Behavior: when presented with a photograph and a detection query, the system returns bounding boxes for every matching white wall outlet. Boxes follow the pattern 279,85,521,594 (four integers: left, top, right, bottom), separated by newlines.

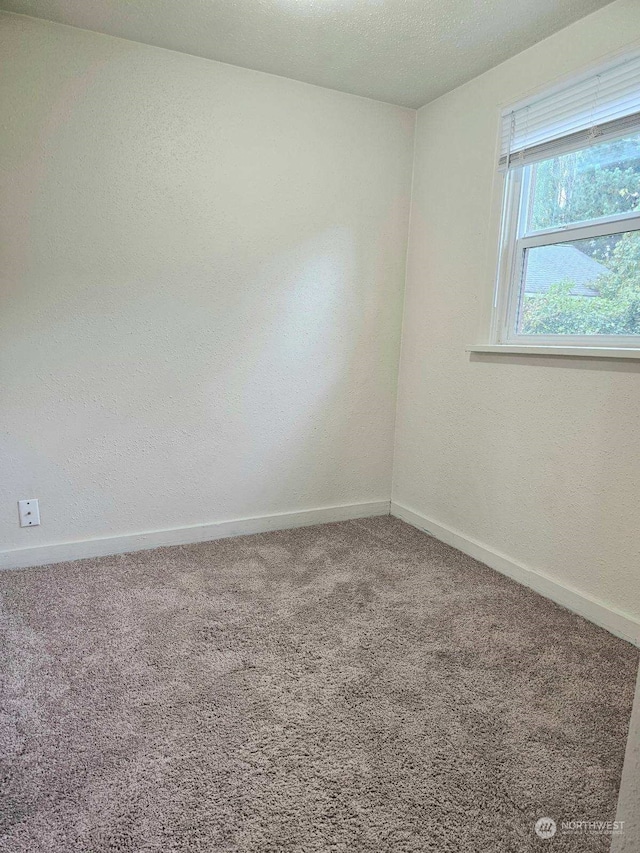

18,499,40,527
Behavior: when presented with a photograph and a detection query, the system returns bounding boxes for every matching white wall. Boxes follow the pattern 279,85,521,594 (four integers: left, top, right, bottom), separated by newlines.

0,13,414,553
394,0,640,627
4,1,640,633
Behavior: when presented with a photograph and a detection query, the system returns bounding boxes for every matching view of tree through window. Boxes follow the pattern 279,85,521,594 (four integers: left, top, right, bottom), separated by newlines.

516,133,640,336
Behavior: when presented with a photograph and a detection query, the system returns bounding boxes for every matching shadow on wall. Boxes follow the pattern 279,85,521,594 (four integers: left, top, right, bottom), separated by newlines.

464,351,640,613
467,353,640,375
216,225,361,509
1,224,392,537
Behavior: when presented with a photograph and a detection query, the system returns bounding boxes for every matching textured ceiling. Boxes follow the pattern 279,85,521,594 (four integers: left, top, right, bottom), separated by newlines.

0,0,614,107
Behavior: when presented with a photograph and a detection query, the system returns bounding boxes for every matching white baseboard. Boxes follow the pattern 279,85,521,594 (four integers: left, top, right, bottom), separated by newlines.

391,501,640,647
0,500,390,571
612,667,640,853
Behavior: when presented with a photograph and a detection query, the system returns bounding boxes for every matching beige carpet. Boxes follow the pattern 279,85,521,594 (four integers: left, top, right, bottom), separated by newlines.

0,516,637,852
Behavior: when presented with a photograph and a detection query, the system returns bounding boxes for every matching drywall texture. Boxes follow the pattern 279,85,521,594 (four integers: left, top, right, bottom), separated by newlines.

0,13,414,552
393,0,640,624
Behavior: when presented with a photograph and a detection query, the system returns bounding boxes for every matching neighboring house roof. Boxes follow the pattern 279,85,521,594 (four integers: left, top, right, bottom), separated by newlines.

524,245,608,297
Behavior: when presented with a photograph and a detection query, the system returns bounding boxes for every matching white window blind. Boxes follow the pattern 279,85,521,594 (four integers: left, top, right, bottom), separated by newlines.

499,51,640,171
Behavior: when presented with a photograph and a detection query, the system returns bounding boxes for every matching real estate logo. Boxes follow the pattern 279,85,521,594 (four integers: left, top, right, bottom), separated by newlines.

535,817,557,839
534,815,625,839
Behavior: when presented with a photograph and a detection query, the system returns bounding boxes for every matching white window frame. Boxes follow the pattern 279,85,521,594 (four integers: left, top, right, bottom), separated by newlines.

492,159,640,350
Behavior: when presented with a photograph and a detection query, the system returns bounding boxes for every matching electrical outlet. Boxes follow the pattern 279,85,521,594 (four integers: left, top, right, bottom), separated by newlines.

18,499,40,527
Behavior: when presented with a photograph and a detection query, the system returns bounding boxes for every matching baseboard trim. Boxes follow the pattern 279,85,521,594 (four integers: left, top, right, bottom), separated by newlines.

612,666,640,853
0,500,391,571
391,501,640,647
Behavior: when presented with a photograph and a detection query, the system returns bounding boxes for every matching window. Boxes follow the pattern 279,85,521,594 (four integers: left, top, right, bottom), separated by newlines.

493,53,640,349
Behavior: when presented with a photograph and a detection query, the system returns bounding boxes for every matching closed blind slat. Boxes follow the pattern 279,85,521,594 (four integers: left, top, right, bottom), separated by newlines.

499,52,640,171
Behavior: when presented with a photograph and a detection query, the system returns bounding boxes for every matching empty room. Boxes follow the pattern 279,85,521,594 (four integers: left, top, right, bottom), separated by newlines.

1,0,640,850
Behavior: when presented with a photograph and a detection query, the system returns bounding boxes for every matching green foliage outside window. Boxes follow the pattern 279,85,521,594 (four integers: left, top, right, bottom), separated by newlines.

519,136,640,336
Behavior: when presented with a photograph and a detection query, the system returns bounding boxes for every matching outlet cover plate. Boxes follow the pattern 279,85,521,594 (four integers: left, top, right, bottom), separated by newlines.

18,499,40,527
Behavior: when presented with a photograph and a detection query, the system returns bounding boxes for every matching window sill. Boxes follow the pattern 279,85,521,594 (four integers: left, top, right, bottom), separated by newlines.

466,344,640,359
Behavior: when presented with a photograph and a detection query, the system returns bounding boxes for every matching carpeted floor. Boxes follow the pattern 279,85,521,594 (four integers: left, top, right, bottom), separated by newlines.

0,516,637,852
